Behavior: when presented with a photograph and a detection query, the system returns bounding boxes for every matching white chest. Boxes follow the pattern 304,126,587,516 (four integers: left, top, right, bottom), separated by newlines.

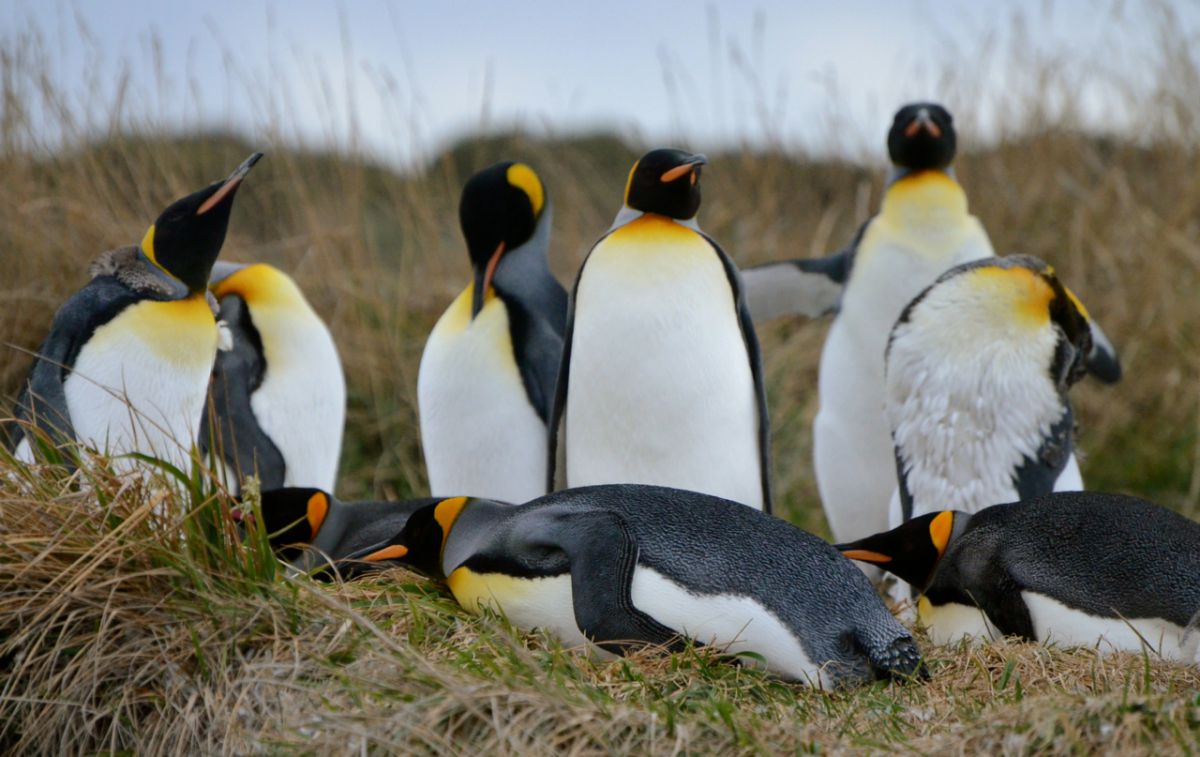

418,287,547,502
564,220,762,508
249,306,346,491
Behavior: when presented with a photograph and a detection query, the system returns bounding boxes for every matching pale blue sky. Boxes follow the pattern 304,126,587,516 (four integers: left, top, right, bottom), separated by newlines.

3,1,1194,167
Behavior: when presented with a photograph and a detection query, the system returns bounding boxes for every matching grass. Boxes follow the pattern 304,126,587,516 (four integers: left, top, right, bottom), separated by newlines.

4,4,1200,753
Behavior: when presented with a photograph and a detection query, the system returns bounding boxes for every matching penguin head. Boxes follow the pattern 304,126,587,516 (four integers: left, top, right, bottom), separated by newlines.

209,261,308,310
140,152,263,294
624,148,707,220
888,103,956,172
836,511,967,591
253,487,334,564
892,255,1094,392
459,161,546,318
352,496,471,578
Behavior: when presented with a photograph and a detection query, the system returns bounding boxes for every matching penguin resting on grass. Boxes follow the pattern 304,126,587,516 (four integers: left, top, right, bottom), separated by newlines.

418,161,567,503
351,483,924,688
8,153,262,475
548,150,772,511
201,262,346,493
838,492,1200,662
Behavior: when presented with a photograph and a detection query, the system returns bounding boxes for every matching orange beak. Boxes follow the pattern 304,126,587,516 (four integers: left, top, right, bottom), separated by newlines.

904,114,942,139
197,152,263,215
482,240,505,298
362,544,409,562
840,549,893,563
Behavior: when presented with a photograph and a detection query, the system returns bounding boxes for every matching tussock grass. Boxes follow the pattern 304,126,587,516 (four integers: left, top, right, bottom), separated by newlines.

3,4,1200,753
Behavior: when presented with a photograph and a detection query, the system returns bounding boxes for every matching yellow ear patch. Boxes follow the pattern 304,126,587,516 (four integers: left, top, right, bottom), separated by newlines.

139,224,172,278
434,496,469,554
306,492,329,539
929,511,954,556
506,163,544,216
623,159,641,204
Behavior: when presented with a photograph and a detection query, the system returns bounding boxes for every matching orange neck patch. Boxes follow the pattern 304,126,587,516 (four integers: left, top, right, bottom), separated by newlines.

434,497,469,556
929,511,954,556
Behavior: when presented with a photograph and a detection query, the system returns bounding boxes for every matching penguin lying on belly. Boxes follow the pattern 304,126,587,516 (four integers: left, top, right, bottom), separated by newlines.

348,483,924,688
838,491,1200,662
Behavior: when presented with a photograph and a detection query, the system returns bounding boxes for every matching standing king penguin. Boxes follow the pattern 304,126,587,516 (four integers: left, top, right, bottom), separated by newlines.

200,262,346,493
884,256,1099,530
9,153,262,475
549,149,772,511
418,161,567,503
353,484,922,687
738,103,1119,540
838,492,1200,661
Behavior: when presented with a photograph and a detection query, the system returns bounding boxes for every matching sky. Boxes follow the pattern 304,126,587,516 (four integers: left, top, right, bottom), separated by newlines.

3,1,1197,169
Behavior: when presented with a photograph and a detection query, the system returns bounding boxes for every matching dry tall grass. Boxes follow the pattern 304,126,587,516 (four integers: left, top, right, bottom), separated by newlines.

3,4,1200,753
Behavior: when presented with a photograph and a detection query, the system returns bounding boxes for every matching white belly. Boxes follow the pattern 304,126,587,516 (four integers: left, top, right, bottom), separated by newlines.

419,288,548,503
918,597,1002,645
565,225,762,509
816,226,993,540
631,567,823,684
1024,592,1200,662
64,298,217,477
250,309,346,491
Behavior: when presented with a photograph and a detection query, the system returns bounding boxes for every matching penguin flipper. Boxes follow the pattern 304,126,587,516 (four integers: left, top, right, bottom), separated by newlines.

200,294,286,490
706,234,774,514
740,222,863,322
545,268,581,493
530,508,681,654
502,292,567,425
10,276,143,455
1012,405,1073,500
1084,319,1121,384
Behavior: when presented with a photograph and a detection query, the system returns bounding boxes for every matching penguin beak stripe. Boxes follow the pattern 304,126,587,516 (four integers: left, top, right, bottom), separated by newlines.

481,241,505,300
904,115,942,139
197,151,263,215
841,549,893,564
659,156,707,183
362,544,408,562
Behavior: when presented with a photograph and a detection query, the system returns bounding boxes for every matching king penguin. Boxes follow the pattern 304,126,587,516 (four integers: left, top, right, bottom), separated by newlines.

9,153,262,475
352,483,923,687
737,103,1119,541
837,492,1200,662
200,262,346,494
252,487,438,579
884,255,1100,531
418,161,567,503
548,149,772,511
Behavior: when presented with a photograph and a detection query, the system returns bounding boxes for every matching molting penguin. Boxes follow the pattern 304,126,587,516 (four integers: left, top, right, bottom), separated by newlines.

884,255,1099,530
738,103,1120,542
200,263,346,493
548,150,772,511
9,153,262,475
418,161,567,503
252,487,437,579
353,483,923,687
837,492,1200,661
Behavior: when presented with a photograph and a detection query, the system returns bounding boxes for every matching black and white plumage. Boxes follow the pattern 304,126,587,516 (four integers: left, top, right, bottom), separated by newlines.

838,493,1200,661
353,484,924,688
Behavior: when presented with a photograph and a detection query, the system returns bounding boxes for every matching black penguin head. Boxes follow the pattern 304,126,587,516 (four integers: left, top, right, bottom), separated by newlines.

624,148,707,220
459,161,546,318
352,496,470,579
253,487,332,564
836,511,962,591
887,103,956,172
140,152,262,294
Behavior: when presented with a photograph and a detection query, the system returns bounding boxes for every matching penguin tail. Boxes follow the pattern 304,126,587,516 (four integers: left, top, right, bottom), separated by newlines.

860,633,927,683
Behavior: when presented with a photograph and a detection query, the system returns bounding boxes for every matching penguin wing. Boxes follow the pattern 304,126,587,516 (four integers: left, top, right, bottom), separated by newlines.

1011,405,1074,500
8,276,144,452
703,233,774,514
739,221,865,322
522,507,682,654
501,284,568,423
1084,319,1121,384
200,294,286,489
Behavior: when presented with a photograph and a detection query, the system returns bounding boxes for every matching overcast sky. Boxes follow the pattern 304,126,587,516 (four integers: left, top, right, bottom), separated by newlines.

3,1,1196,168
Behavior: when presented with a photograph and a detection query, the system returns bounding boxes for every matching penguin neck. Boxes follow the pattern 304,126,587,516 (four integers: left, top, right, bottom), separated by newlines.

880,168,969,229
607,206,701,234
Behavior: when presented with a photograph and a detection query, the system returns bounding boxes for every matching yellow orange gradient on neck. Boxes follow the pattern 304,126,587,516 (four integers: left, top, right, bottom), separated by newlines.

434,497,469,555
929,511,954,556
306,492,329,539
212,263,306,309
506,163,545,217
965,266,1055,327
623,159,641,205
881,170,967,221
1063,285,1092,321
